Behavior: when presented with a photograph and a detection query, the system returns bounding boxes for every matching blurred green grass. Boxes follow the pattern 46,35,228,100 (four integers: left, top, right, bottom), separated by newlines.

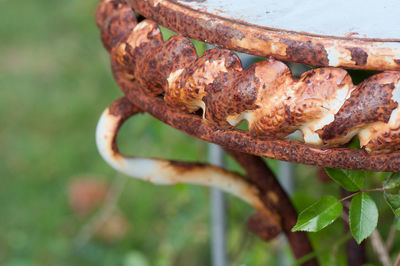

0,1,274,265
1,0,398,265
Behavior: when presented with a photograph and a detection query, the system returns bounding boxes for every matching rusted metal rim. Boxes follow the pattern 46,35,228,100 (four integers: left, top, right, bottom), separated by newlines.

128,0,400,71
116,78,400,172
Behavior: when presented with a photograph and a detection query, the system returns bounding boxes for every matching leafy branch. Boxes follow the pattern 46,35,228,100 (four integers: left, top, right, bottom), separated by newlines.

292,170,400,245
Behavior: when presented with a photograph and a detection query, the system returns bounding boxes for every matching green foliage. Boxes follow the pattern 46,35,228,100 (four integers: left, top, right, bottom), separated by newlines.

384,193,400,216
383,172,400,190
159,26,177,41
191,39,206,57
325,168,365,192
295,168,392,246
383,173,400,216
292,195,342,232
349,193,378,244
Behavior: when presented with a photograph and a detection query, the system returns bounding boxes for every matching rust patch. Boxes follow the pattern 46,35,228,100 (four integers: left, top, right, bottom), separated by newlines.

347,47,368,66
168,160,207,173
108,97,142,154
97,2,138,52
281,38,329,66
247,213,281,241
109,97,141,119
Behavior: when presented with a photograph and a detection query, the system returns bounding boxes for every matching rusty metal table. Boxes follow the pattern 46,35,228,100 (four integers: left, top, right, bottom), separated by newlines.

94,0,400,265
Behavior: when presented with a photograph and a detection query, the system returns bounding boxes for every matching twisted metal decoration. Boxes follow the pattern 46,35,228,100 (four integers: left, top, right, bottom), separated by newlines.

95,0,400,172
97,0,400,155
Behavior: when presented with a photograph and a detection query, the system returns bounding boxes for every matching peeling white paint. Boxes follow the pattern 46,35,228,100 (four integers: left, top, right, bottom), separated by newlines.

388,81,400,129
325,46,340,66
227,111,255,127
167,68,184,88
152,0,162,7
325,45,352,67
301,83,354,145
301,123,322,145
134,20,151,31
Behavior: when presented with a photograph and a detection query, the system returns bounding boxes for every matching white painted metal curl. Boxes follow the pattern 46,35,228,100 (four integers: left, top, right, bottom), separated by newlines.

95,104,278,220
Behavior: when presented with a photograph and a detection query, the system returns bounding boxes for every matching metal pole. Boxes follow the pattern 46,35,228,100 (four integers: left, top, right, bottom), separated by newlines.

277,161,295,266
208,143,227,266
279,161,295,195
205,43,228,266
206,49,258,266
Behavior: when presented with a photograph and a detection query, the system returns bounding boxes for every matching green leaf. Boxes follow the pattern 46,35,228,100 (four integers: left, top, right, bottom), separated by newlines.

349,193,378,244
292,195,343,232
383,173,400,216
348,137,360,149
383,172,400,190
190,39,206,57
159,26,177,41
384,192,400,216
324,168,365,192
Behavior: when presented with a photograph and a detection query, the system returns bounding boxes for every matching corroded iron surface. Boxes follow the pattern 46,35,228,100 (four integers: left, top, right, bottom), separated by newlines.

128,0,400,71
123,84,400,171
95,0,400,159
95,0,400,171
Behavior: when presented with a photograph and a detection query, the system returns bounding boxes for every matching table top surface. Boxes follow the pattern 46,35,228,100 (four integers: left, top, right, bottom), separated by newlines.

130,0,400,70
175,0,399,41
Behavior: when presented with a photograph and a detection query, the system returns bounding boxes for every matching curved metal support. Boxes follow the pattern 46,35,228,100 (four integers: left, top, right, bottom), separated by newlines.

225,149,317,265
96,97,281,226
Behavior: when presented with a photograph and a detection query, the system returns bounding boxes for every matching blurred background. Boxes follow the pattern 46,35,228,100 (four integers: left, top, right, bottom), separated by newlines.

1,0,398,265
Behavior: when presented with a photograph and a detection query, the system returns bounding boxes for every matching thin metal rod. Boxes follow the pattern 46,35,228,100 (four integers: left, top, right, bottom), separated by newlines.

279,161,295,195
277,161,295,266
208,143,227,266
